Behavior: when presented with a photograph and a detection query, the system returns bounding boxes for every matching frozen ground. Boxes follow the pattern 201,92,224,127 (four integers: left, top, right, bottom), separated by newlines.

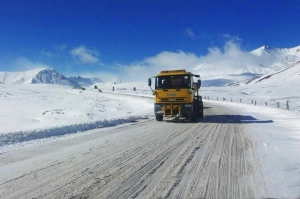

0,83,300,198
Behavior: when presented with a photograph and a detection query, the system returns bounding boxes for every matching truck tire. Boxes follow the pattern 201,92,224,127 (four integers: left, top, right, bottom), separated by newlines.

199,105,204,118
191,106,198,122
156,116,163,121
199,109,204,118
191,115,197,122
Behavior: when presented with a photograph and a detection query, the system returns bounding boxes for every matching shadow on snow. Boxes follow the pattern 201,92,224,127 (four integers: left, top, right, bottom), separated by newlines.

163,106,273,124
201,114,273,124
164,114,273,124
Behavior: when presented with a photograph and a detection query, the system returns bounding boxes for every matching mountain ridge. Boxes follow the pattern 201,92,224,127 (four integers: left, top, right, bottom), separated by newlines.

194,45,300,86
0,68,103,88
229,60,300,87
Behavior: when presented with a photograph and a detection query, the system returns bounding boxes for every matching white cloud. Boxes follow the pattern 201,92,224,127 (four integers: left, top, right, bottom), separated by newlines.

53,44,67,51
185,28,196,39
219,34,241,43
185,29,213,41
39,45,68,59
40,50,52,58
194,39,276,77
70,45,99,64
115,51,202,82
12,57,51,71
69,71,119,83
115,38,278,82
58,45,67,51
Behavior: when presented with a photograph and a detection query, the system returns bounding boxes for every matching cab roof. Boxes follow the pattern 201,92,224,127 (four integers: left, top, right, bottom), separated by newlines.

158,69,190,76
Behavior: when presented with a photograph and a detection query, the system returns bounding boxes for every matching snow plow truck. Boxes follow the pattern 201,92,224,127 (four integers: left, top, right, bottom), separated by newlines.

148,69,203,122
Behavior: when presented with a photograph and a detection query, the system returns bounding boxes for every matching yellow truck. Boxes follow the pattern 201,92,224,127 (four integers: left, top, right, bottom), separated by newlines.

148,69,203,122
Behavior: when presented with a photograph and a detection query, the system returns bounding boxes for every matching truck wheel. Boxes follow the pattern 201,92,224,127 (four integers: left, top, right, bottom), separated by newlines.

156,116,163,121
191,108,198,122
199,110,204,118
191,116,197,122
199,106,204,118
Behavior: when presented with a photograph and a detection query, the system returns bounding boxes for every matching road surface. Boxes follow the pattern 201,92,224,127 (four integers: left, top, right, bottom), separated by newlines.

0,102,268,198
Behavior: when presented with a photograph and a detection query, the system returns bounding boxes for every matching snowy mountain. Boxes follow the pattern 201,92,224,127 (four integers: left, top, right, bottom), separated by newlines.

251,45,300,70
229,61,300,86
0,68,107,88
195,45,300,86
248,60,300,85
0,68,79,88
69,76,103,87
32,68,81,87
0,68,105,88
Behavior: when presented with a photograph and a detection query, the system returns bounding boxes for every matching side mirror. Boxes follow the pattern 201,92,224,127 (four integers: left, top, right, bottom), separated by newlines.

197,79,201,88
148,78,152,87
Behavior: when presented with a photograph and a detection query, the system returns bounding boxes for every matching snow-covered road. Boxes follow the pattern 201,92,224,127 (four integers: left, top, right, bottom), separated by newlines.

1,103,271,199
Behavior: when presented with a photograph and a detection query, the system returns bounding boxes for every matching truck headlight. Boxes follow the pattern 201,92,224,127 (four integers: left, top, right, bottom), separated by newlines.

184,104,193,107
155,104,162,110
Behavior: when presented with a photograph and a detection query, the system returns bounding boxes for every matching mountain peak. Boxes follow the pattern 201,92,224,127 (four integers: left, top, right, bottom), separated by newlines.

255,45,282,54
31,68,78,86
0,68,80,87
251,45,300,56
262,45,276,51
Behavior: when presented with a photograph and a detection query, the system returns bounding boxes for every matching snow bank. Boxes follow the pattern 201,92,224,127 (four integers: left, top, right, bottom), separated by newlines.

208,100,300,197
0,84,154,146
0,114,151,147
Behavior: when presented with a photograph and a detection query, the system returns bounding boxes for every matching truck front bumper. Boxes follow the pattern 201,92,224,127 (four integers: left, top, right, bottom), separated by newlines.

154,103,194,117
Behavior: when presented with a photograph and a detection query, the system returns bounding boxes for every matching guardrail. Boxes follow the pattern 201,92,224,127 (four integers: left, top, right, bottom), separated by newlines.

101,90,154,100
203,96,300,112
100,89,300,112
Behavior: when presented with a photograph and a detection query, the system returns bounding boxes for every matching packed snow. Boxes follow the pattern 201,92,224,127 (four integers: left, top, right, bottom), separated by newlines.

208,101,300,197
0,81,300,197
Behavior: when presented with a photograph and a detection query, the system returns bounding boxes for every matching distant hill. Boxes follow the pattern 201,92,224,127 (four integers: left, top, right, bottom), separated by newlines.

0,68,104,88
69,76,103,87
195,45,300,86
229,61,300,87
32,68,81,87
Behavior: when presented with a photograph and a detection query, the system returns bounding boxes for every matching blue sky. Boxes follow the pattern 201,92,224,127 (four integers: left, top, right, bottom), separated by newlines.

0,0,299,81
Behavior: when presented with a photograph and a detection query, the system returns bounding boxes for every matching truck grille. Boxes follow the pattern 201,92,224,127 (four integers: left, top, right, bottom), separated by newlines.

160,98,185,102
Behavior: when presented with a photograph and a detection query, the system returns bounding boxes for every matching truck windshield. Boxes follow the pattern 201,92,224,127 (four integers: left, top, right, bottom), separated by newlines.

155,75,191,89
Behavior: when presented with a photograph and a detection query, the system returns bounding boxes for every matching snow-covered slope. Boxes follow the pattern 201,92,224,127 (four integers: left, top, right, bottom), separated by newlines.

230,61,300,86
0,68,45,84
250,61,300,85
251,45,300,70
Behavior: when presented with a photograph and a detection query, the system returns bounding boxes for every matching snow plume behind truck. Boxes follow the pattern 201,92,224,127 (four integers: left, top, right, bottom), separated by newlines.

148,69,203,122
